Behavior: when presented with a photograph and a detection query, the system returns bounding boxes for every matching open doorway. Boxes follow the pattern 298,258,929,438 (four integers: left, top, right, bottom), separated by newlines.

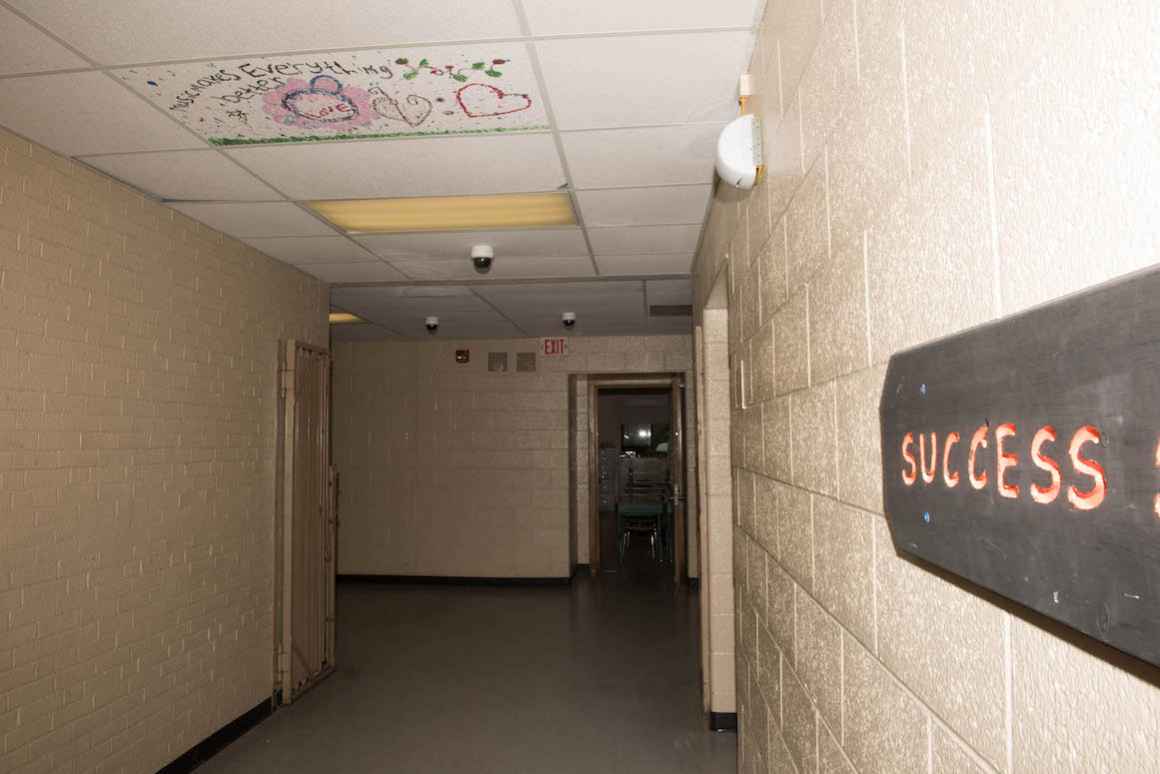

586,374,687,583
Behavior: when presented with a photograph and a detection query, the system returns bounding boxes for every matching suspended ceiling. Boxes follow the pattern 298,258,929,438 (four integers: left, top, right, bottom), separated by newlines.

0,0,762,338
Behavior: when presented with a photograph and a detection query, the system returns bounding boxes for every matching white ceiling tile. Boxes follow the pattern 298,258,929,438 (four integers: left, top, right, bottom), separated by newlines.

588,224,702,255
0,6,88,76
390,256,595,281
595,253,694,275
562,124,721,189
536,33,751,130
646,278,694,305
82,150,280,201
169,202,335,238
298,261,408,284
357,228,587,259
329,322,399,341
228,134,565,200
476,281,643,316
243,236,377,265
332,285,521,337
577,185,711,227
522,0,761,35
7,1,522,65
0,72,201,156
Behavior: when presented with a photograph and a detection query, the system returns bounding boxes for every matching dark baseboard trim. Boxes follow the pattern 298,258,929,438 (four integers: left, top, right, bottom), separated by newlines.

159,698,273,773
337,574,570,587
572,563,590,578
689,577,701,591
709,712,738,732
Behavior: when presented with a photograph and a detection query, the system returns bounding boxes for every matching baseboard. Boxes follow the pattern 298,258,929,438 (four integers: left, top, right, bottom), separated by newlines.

689,577,701,591
337,574,570,587
159,698,273,773
572,563,591,577
709,712,738,732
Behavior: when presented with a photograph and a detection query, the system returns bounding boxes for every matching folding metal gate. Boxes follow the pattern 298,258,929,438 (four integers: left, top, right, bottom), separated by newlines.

276,340,336,703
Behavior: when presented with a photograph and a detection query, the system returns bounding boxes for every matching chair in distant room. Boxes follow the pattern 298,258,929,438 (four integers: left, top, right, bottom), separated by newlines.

616,479,670,563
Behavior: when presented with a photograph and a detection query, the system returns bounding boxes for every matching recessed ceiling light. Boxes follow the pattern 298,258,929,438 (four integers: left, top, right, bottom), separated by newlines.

329,312,364,324
307,192,576,234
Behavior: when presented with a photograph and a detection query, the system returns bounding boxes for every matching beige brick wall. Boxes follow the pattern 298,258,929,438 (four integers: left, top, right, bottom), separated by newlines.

332,335,695,578
694,2,1160,772
0,127,328,773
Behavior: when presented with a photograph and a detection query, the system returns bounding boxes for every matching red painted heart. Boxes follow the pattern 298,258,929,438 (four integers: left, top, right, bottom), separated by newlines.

456,83,532,118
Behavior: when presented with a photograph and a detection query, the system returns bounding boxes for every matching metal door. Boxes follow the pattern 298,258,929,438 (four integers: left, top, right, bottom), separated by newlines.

276,340,336,703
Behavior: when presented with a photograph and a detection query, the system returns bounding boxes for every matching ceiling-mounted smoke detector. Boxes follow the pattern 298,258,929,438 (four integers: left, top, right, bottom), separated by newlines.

716,113,762,190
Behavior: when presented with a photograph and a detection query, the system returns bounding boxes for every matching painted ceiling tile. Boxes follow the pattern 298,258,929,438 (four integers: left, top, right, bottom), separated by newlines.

114,45,548,147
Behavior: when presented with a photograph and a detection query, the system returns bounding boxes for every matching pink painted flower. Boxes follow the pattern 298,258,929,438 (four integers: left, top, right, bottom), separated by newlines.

263,75,375,131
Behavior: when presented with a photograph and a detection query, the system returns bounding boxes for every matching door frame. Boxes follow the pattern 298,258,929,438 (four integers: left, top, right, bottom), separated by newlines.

586,372,688,582
274,339,336,704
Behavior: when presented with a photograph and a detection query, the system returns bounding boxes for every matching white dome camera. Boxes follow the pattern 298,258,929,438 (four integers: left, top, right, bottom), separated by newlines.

425,316,439,333
562,312,576,328
471,244,494,274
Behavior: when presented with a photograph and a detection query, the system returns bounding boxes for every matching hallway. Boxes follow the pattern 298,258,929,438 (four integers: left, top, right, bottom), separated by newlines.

202,571,735,773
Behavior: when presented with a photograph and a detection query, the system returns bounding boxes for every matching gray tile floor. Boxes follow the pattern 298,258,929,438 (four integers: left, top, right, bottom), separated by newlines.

202,555,736,773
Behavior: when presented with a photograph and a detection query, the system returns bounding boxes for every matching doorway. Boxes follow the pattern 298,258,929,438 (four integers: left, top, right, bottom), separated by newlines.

586,374,687,583
275,340,337,704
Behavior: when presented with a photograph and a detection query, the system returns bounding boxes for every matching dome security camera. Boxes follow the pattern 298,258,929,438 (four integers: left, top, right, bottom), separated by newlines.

425,316,439,333
471,244,494,274
562,312,576,328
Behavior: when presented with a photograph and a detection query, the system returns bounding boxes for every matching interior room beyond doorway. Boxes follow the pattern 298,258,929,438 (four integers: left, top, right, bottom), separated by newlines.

593,385,681,580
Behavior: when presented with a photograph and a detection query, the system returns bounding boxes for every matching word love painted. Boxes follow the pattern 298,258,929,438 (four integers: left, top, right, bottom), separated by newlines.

116,44,549,146
898,423,1107,511
879,267,1160,668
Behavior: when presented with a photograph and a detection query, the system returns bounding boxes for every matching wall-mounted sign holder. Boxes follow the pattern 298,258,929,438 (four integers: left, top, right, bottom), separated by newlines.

880,268,1160,667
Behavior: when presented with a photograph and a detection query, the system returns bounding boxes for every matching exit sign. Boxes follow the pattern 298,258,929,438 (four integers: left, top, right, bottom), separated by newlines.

880,268,1160,667
542,337,567,356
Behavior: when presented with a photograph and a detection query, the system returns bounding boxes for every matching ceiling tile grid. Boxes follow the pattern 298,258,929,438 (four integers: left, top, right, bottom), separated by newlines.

0,0,762,338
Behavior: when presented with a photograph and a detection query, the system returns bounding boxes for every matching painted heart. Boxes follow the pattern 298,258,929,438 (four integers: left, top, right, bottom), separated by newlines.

456,83,532,118
372,93,433,128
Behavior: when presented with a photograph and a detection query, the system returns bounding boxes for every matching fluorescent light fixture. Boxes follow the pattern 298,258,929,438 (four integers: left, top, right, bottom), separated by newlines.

329,312,364,324
307,193,576,234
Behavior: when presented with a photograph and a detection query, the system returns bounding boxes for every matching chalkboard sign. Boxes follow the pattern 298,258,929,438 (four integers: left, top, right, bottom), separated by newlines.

880,269,1160,667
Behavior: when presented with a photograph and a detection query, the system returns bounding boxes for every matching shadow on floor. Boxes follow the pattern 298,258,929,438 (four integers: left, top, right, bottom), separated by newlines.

200,554,735,774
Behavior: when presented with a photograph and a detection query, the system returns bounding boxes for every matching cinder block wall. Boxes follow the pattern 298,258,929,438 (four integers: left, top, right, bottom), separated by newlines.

0,128,328,772
693,2,1160,772
332,335,694,578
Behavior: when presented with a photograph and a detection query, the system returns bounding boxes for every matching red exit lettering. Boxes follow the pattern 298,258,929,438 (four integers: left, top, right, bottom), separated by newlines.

543,337,567,356
900,423,1108,511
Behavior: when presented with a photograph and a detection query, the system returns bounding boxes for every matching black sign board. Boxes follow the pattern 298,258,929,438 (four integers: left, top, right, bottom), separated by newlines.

880,269,1160,667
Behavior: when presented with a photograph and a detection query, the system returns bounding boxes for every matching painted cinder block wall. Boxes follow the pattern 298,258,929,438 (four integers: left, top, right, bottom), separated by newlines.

0,127,328,773
693,1,1160,772
332,335,695,579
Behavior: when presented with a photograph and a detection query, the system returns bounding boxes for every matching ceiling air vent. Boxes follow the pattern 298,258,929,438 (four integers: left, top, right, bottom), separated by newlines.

649,304,693,317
